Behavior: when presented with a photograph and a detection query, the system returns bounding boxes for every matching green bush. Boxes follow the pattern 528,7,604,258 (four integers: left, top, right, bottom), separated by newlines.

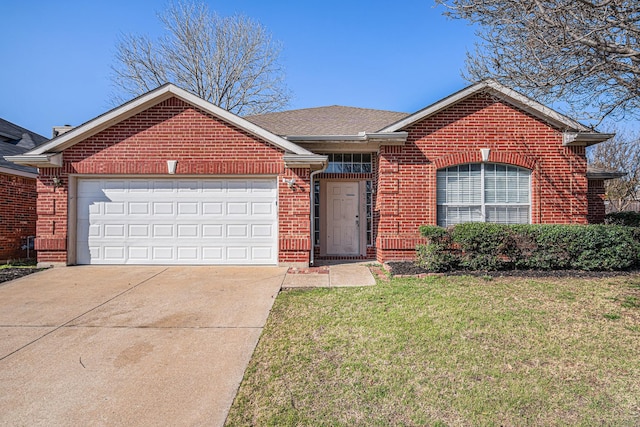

605,211,640,227
416,226,457,272
450,223,515,270
417,223,640,272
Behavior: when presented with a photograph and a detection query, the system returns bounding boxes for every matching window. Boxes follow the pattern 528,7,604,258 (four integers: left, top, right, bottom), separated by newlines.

437,163,531,227
325,153,372,173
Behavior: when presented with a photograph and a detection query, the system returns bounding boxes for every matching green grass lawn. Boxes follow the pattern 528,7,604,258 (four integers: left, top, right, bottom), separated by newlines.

226,273,640,426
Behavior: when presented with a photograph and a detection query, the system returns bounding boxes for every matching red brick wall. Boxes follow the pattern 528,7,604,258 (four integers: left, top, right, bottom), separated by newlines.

587,179,606,224
0,172,37,261
36,97,311,265
376,93,589,262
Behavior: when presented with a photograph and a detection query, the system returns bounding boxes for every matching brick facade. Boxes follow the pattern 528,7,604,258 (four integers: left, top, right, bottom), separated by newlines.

35,97,311,265
0,172,37,261
375,93,590,262
26,86,607,267
587,179,606,224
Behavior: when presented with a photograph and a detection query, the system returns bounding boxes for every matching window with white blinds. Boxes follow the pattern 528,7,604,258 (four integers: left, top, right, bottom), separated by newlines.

437,163,531,227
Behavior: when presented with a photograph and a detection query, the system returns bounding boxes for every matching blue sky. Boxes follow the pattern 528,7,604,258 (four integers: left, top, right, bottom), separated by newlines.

1,0,476,138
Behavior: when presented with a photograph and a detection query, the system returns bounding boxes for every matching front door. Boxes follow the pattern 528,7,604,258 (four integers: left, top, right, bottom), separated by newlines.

326,182,360,255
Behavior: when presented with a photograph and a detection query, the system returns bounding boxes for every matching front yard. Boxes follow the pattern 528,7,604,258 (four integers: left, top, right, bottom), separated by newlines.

226,273,640,426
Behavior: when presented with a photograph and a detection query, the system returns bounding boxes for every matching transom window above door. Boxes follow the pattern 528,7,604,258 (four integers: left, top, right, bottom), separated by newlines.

325,153,372,173
437,163,531,227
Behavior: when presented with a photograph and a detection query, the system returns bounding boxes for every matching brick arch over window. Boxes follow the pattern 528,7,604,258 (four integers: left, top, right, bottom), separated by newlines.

433,150,537,171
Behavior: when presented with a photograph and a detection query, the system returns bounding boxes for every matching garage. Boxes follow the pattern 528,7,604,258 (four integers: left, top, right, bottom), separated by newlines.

75,178,278,265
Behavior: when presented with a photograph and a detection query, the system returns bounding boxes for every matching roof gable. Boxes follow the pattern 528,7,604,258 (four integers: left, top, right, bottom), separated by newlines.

27,84,313,157
381,80,593,133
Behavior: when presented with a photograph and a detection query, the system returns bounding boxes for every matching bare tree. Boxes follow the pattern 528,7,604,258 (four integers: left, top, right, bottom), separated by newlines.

111,0,290,115
436,0,640,125
589,130,640,211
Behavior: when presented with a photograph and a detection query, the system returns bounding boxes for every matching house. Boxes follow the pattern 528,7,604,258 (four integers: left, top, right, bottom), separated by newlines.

6,81,619,267
0,119,47,262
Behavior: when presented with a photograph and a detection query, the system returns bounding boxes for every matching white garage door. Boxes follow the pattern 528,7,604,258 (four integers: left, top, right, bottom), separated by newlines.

76,178,278,265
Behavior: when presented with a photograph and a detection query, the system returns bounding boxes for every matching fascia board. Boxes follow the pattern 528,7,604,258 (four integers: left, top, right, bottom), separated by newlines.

285,132,407,143
587,170,626,180
283,153,328,169
4,153,62,168
28,84,312,157
563,132,615,146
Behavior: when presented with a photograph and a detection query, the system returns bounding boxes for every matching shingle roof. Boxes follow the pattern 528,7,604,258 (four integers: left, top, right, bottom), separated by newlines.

0,118,48,174
246,106,409,136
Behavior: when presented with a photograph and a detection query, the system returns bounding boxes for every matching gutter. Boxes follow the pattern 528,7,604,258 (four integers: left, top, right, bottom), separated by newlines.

285,131,408,143
563,132,615,146
3,153,63,168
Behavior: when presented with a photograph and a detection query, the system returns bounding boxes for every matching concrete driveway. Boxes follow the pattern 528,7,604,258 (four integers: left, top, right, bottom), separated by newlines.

0,266,287,426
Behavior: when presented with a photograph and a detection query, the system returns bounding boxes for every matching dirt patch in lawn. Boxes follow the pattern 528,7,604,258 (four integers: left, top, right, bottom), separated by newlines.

386,261,640,278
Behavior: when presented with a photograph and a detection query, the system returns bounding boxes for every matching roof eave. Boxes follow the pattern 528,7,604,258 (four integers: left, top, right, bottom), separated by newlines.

563,132,616,147
0,165,38,178
4,153,62,168
285,131,407,144
587,170,626,180
283,153,328,170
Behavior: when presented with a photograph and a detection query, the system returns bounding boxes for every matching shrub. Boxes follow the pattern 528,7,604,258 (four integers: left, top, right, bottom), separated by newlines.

450,223,515,270
416,223,640,272
605,211,640,227
416,226,457,272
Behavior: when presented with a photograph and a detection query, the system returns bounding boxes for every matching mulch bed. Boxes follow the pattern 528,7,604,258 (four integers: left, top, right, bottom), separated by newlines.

385,261,640,279
0,268,46,285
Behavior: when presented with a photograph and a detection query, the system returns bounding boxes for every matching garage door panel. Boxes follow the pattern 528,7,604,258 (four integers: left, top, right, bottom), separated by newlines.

104,202,125,215
252,247,274,260
129,224,150,238
77,178,278,265
227,202,248,215
128,202,149,215
252,202,273,215
153,202,173,215
203,202,223,215
153,247,174,260
104,224,125,237
252,224,274,238
103,246,125,261
128,247,149,260
203,225,223,237
177,224,199,238
202,247,223,260
177,202,199,215
153,224,174,238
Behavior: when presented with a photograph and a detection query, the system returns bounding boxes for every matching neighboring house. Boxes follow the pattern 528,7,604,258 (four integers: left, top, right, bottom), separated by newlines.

6,81,619,267
0,119,47,262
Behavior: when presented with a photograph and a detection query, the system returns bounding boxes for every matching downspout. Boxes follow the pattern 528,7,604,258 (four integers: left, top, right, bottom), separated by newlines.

309,164,328,266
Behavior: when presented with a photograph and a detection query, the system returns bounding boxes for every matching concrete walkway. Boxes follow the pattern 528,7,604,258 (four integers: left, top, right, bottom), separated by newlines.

0,266,286,427
282,262,376,288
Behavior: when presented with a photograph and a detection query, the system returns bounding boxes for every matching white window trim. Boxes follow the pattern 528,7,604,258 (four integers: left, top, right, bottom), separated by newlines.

437,163,531,226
